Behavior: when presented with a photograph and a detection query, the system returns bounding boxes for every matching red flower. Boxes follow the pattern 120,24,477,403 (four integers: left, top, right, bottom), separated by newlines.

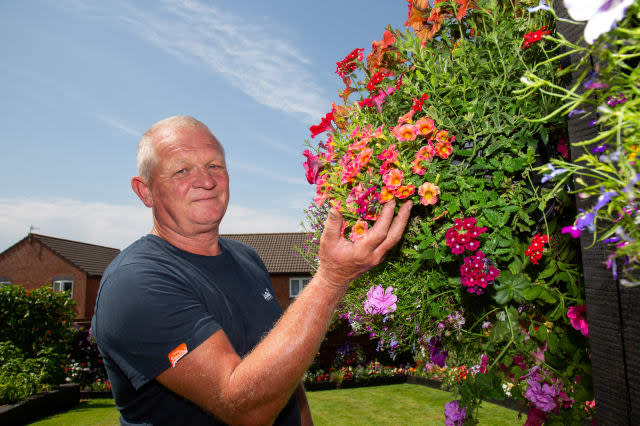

460,250,500,294
366,71,388,92
336,48,364,78
446,217,487,254
522,27,551,50
525,233,549,264
411,93,429,112
310,112,334,138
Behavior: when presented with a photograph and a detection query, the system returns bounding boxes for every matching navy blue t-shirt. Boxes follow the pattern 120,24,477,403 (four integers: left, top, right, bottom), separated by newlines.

92,235,300,425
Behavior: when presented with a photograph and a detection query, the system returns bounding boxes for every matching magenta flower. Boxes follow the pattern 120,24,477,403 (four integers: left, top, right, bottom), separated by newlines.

428,336,449,367
363,285,397,315
561,225,582,238
567,305,589,337
371,86,395,114
444,400,466,426
302,149,321,184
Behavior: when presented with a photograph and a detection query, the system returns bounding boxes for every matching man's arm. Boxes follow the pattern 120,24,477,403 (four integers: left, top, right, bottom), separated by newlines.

156,201,412,424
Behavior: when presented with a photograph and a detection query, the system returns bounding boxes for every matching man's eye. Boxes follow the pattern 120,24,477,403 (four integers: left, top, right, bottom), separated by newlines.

175,169,186,175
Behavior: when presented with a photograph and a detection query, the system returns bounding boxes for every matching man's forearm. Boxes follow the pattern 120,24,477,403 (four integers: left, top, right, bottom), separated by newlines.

226,272,345,422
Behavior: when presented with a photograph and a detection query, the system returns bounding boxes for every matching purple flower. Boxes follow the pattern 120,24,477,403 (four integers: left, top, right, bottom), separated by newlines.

606,252,618,279
444,400,466,426
525,380,559,412
568,108,586,118
528,0,550,13
481,321,492,329
363,285,397,315
576,211,596,232
607,93,627,107
591,144,608,154
603,236,621,244
589,120,598,127
593,189,617,211
541,163,568,183
428,336,449,367
583,71,609,89
561,225,582,238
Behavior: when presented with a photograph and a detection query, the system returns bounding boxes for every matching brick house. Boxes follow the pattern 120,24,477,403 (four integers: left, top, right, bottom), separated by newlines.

0,233,120,324
0,232,312,322
222,232,313,310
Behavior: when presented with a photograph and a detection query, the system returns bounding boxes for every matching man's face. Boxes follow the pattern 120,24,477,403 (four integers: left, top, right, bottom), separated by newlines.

148,125,229,236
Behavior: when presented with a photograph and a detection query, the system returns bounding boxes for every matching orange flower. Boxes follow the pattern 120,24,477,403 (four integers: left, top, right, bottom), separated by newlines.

395,185,415,199
357,148,374,165
397,108,416,124
366,29,403,75
349,219,368,241
383,168,404,189
435,140,453,159
392,124,418,142
379,186,395,204
415,117,435,138
418,182,440,205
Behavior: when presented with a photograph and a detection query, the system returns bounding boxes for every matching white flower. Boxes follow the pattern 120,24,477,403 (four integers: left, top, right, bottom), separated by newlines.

564,0,635,44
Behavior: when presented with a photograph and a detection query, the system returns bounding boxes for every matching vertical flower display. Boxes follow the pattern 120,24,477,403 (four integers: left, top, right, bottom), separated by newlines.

300,1,595,424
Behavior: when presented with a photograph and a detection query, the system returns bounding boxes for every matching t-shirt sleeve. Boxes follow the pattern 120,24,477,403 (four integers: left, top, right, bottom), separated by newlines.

94,263,222,390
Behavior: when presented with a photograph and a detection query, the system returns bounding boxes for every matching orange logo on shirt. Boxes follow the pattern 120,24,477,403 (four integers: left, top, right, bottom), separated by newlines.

168,343,188,367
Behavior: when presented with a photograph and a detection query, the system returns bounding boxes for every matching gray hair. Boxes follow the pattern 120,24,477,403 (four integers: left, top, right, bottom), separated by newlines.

136,116,224,182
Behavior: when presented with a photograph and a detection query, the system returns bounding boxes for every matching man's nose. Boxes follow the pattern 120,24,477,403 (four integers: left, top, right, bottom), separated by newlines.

192,167,216,189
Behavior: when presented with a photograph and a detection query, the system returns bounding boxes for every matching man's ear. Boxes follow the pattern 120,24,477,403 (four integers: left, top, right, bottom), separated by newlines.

131,176,153,208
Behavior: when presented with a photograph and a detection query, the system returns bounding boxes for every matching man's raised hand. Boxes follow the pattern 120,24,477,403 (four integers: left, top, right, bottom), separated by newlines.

316,200,413,289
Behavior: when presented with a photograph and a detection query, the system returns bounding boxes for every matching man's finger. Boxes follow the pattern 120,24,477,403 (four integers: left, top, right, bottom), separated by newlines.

372,200,413,258
320,207,344,245
363,200,397,247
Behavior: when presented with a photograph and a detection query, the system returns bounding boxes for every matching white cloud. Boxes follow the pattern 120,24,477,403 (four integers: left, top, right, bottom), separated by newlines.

0,197,302,252
96,114,141,137
117,0,327,122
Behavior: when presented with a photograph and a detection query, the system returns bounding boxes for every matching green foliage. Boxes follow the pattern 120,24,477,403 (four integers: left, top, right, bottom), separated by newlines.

0,285,76,404
303,0,593,424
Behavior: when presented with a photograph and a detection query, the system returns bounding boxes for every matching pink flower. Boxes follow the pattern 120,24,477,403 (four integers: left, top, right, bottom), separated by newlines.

378,144,399,163
302,149,321,184
379,186,395,204
416,143,435,160
383,168,404,189
363,285,397,315
349,219,369,241
435,139,453,159
397,108,416,124
567,305,589,337
392,124,418,142
371,86,396,114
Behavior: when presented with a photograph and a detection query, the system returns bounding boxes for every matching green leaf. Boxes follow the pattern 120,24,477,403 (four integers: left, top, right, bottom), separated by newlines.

447,197,460,215
548,332,559,354
538,262,557,280
492,272,531,305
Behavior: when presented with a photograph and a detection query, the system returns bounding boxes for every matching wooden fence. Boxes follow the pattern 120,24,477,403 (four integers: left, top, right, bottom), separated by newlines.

556,4,639,425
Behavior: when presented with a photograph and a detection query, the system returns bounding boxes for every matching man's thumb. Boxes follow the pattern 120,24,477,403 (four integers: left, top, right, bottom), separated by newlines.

322,207,344,242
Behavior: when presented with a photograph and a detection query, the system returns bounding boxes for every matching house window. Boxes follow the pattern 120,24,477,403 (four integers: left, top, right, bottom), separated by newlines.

289,277,311,298
0,277,10,286
52,278,73,297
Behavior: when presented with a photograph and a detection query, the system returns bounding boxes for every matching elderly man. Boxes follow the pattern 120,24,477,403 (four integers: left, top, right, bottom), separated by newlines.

92,116,412,425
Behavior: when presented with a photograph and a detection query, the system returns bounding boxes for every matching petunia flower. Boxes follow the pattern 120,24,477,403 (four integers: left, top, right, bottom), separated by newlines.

371,86,396,114
393,123,418,142
444,400,466,426
363,285,397,315
310,112,334,138
395,185,415,199
561,225,582,238
418,182,440,205
567,305,589,337
415,117,436,138
349,219,369,242
379,186,395,204
302,150,321,184
383,168,404,189
564,0,635,44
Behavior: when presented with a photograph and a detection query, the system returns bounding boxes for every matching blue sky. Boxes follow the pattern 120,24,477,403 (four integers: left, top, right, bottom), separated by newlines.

0,0,406,251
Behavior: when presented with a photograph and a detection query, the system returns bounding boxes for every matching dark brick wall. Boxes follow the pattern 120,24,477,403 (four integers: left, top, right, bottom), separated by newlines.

0,238,88,320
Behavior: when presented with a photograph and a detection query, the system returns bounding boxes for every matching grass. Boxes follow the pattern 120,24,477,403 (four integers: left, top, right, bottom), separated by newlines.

30,385,522,425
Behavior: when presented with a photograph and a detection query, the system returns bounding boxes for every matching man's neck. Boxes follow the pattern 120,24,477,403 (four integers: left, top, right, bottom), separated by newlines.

150,224,222,256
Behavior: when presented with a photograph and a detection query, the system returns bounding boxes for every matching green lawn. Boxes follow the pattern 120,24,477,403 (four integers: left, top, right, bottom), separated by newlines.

30,384,522,425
